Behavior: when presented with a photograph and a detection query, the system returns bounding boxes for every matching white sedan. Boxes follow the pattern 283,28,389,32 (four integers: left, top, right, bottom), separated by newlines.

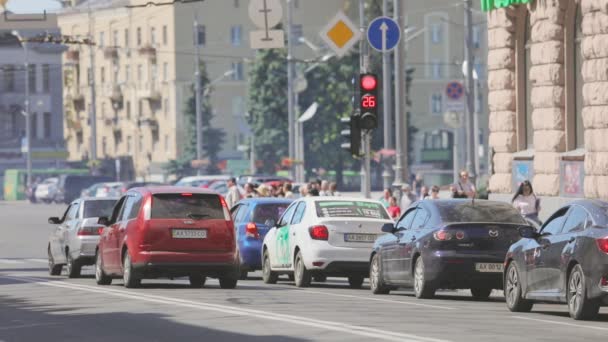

261,197,393,288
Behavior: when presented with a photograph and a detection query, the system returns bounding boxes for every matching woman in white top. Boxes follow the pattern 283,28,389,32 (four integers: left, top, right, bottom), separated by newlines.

512,180,542,226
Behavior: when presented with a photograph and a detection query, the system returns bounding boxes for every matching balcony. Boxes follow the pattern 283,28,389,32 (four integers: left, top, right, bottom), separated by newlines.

66,118,83,132
103,46,119,60
137,117,158,132
109,85,123,107
66,50,79,64
136,83,161,102
138,45,157,63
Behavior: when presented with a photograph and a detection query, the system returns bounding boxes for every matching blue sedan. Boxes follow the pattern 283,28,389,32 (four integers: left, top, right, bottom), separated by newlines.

230,198,293,279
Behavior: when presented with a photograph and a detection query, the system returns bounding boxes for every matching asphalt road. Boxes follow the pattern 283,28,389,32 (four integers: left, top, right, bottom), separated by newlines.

1,202,608,342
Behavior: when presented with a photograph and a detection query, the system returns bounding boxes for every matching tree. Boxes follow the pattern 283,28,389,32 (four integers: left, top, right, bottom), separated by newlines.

247,48,289,174
164,60,224,176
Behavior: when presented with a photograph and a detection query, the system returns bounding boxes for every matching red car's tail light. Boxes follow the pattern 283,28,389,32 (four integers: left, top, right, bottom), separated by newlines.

433,230,452,241
309,225,329,240
245,222,259,239
143,195,152,220
596,238,608,253
78,226,100,236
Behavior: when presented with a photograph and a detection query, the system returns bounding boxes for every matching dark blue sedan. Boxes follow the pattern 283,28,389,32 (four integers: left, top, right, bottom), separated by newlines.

230,198,293,279
370,199,528,299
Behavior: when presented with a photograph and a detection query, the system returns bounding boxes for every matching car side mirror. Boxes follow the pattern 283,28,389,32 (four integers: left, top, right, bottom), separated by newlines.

98,216,111,226
518,226,538,239
381,223,395,234
48,217,61,224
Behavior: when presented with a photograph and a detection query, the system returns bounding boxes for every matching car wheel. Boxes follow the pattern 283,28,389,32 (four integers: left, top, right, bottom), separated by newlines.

48,247,62,276
219,277,238,289
122,252,141,288
239,270,248,280
470,286,492,300
370,253,391,295
505,262,532,312
262,251,278,284
294,251,312,288
568,264,600,320
66,252,81,279
95,253,112,285
189,274,206,288
413,257,435,299
348,276,364,289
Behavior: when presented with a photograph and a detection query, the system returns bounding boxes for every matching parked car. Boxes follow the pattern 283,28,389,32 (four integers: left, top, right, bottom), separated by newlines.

231,198,293,279
94,182,124,198
237,175,292,187
81,182,106,198
262,197,393,288
47,197,119,278
369,199,527,299
55,175,114,204
35,177,59,203
504,200,608,320
119,181,165,194
174,175,231,188
95,187,240,288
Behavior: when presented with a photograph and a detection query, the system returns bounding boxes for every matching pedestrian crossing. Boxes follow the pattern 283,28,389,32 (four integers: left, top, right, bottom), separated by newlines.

0,258,47,265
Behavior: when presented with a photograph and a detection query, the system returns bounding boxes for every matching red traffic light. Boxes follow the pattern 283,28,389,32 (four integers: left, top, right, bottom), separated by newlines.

360,75,377,91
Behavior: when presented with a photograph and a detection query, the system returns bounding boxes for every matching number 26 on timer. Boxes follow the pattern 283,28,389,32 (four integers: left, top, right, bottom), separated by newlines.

362,95,376,108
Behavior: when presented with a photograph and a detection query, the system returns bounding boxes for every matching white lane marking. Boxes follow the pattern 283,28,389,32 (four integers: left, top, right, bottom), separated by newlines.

0,259,22,264
0,322,63,330
513,316,608,331
237,282,456,310
1,275,451,342
23,258,48,264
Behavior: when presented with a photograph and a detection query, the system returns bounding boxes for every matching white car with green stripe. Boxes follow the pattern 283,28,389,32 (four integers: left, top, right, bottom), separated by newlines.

261,197,393,288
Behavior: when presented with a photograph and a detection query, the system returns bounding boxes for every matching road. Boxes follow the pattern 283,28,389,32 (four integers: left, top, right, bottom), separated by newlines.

1,202,607,342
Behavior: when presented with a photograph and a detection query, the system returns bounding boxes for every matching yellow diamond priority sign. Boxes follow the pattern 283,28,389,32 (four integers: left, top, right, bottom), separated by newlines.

320,11,361,58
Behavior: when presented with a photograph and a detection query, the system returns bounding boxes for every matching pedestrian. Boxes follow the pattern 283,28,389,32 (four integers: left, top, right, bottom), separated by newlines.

512,180,542,226
299,184,308,197
319,180,330,196
379,188,392,208
387,196,401,219
256,184,271,197
454,170,477,199
399,184,416,210
225,177,241,208
244,183,257,198
275,185,285,198
419,186,430,200
412,173,424,197
283,183,295,198
430,185,440,199
329,182,340,196
309,188,320,196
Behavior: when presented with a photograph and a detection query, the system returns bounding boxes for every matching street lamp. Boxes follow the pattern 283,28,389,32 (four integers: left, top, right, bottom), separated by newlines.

11,30,32,188
202,69,235,97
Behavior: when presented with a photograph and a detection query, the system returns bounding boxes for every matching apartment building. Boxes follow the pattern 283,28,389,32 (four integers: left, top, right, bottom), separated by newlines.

59,0,348,180
403,0,488,186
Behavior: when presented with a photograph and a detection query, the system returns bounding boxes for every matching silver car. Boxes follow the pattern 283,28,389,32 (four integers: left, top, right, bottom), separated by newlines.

47,197,118,278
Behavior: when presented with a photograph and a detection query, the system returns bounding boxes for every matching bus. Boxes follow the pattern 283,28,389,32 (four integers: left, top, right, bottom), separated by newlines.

3,168,89,201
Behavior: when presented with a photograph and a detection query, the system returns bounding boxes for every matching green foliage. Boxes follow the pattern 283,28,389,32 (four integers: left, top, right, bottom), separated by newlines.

164,60,225,176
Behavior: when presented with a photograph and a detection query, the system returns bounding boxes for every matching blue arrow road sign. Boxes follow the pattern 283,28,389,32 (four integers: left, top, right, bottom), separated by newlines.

367,16,401,52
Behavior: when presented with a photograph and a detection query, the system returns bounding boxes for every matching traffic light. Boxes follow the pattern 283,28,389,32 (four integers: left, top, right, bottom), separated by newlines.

341,114,361,156
359,73,379,130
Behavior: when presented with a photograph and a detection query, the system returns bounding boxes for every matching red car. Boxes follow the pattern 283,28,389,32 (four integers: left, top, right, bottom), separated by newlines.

94,187,239,289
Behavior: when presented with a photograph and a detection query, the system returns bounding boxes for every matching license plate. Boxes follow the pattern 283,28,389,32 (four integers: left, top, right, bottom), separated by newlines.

344,233,377,243
475,263,504,273
172,229,207,239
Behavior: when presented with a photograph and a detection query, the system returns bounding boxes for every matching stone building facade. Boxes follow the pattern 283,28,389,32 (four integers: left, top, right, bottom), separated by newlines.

486,0,608,216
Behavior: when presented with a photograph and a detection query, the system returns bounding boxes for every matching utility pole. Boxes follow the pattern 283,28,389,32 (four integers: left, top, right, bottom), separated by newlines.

193,15,203,175
23,38,32,188
88,3,97,163
359,0,371,199
381,0,393,191
286,0,296,180
464,0,476,177
392,0,405,199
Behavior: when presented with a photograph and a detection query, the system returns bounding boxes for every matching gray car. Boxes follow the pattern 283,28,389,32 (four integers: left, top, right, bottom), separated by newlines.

47,197,119,278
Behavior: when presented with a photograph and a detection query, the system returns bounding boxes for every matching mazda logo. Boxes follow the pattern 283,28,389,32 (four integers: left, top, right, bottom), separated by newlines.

488,229,499,238
183,220,195,225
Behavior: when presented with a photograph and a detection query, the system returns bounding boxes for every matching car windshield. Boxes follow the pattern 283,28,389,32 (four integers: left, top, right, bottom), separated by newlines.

151,193,224,219
315,201,390,219
436,201,526,224
252,203,290,225
83,199,117,218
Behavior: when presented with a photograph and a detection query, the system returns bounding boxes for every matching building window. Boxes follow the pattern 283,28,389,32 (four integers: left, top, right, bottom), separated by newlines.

114,65,119,84
42,64,50,92
113,30,119,46
430,93,442,114
100,67,105,83
292,24,303,44
231,62,244,81
43,112,51,139
431,23,442,44
138,134,143,152
162,25,167,45
472,25,481,49
124,29,130,47
138,100,143,117
102,136,107,156
230,25,242,46
151,64,158,83
127,135,132,154
164,98,169,118
196,25,206,46
126,101,131,120
150,27,156,46
136,27,142,46
30,112,37,140
137,64,143,82
566,2,585,149
28,64,36,93
431,60,441,79
515,8,533,150
4,65,15,91
524,12,533,149
164,134,169,153
99,31,105,47
125,65,130,83
163,62,168,81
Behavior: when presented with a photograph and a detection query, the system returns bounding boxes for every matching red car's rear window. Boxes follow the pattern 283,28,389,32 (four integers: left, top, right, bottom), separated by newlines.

151,193,224,219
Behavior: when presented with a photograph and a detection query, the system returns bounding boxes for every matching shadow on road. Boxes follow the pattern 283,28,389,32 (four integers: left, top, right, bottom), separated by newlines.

0,295,311,342
529,310,608,322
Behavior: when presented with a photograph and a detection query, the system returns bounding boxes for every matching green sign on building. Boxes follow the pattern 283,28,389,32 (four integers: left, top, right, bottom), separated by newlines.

481,0,531,12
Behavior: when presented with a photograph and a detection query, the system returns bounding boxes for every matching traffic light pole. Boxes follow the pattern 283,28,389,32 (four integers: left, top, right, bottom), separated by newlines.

392,0,405,199
381,0,393,191
194,15,203,175
359,0,371,199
